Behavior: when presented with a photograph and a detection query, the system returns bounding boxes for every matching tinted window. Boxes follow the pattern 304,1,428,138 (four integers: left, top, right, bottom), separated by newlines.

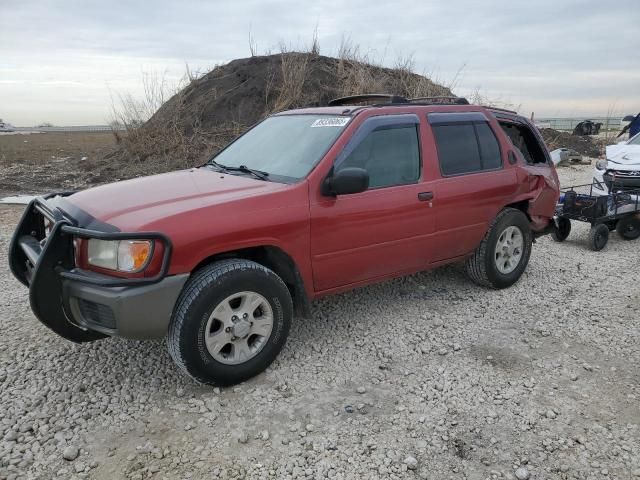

476,123,502,169
433,123,503,175
433,124,482,175
338,125,420,188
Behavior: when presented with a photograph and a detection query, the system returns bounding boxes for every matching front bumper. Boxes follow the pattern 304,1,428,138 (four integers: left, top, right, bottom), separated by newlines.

63,272,188,338
8,193,187,342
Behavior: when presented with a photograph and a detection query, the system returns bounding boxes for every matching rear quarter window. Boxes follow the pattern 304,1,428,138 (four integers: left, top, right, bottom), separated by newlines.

498,121,548,165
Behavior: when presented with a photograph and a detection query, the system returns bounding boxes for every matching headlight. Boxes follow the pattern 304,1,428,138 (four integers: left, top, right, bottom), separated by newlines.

595,159,608,171
87,239,152,272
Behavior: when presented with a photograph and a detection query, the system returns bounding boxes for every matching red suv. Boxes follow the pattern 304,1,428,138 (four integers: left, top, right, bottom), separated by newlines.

9,95,559,385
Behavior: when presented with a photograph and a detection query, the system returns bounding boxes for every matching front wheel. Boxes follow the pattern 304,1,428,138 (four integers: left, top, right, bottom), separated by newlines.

465,208,533,289
167,259,292,386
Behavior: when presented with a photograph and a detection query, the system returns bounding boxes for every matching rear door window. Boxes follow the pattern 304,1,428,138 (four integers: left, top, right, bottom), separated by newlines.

475,123,502,170
429,113,503,176
432,124,481,175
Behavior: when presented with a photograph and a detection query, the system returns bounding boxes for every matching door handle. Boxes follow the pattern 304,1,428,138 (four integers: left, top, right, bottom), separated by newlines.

418,192,434,201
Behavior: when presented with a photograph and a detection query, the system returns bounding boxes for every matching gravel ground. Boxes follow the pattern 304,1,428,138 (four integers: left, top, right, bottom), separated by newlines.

1,164,639,480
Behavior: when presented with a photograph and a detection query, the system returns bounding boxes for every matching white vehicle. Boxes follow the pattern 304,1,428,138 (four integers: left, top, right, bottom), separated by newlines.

593,132,640,195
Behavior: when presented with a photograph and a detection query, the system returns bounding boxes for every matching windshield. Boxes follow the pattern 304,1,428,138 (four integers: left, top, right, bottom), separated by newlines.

628,133,640,145
209,114,350,182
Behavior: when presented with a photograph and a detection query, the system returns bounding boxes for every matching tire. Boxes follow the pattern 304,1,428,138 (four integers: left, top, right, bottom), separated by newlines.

465,208,533,289
615,216,640,240
167,259,292,386
588,224,609,251
551,217,571,242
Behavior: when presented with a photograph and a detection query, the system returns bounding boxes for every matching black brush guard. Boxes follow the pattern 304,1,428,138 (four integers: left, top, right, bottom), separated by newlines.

8,193,171,343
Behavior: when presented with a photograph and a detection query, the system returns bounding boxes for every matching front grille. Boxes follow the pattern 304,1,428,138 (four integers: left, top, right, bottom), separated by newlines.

608,169,640,177
77,298,116,329
603,171,640,192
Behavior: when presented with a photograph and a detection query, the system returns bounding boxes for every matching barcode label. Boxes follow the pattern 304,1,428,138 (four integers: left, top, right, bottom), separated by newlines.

311,117,350,128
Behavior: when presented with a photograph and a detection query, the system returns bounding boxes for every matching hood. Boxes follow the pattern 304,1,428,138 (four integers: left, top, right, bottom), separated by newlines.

66,167,291,230
606,144,640,170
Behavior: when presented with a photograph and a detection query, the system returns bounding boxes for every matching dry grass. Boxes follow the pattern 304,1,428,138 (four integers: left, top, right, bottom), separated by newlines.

466,87,521,113
267,52,310,113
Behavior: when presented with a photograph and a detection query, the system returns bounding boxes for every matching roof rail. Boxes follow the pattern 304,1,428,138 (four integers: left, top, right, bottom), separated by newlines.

328,94,408,106
409,96,469,105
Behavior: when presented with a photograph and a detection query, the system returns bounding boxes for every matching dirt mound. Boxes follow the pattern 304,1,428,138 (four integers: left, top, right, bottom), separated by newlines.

109,53,451,178
540,128,601,158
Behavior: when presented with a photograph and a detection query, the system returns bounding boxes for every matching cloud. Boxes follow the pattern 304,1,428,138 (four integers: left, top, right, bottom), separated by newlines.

1,0,638,124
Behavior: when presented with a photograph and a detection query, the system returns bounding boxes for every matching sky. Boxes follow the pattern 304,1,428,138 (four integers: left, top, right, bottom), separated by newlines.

1,0,639,126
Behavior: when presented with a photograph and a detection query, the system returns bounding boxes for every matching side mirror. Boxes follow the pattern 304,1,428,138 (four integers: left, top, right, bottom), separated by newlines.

323,167,369,196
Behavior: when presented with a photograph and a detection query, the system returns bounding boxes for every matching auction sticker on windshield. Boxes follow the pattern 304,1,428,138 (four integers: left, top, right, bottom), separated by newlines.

311,117,350,127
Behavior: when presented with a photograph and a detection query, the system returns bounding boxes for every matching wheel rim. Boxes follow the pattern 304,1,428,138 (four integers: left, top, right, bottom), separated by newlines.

494,225,524,274
204,291,274,365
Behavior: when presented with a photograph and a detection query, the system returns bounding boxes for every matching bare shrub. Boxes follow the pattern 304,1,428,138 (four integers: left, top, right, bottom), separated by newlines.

267,52,310,113
108,66,235,177
467,87,521,112
390,55,452,99
249,29,258,57
335,37,385,96
309,25,320,56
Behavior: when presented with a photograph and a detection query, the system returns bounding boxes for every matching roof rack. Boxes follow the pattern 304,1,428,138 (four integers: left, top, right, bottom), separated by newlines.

328,94,409,106
409,96,469,105
487,106,519,115
328,94,470,107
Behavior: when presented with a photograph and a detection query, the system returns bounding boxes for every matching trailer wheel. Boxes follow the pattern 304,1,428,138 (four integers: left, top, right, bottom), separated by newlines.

551,217,571,242
588,224,609,251
615,216,640,240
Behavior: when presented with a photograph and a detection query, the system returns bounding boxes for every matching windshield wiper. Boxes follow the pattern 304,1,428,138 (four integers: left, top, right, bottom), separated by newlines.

207,160,269,181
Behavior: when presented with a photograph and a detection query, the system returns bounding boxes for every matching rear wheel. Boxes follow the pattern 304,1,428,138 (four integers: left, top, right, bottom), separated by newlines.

167,259,292,386
465,208,533,289
616,216,640,240
588,224,609,251
551,217,571,242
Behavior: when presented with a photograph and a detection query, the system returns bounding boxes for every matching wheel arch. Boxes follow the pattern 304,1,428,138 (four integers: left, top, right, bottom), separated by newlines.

504,199,532,221
191,245,312,319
